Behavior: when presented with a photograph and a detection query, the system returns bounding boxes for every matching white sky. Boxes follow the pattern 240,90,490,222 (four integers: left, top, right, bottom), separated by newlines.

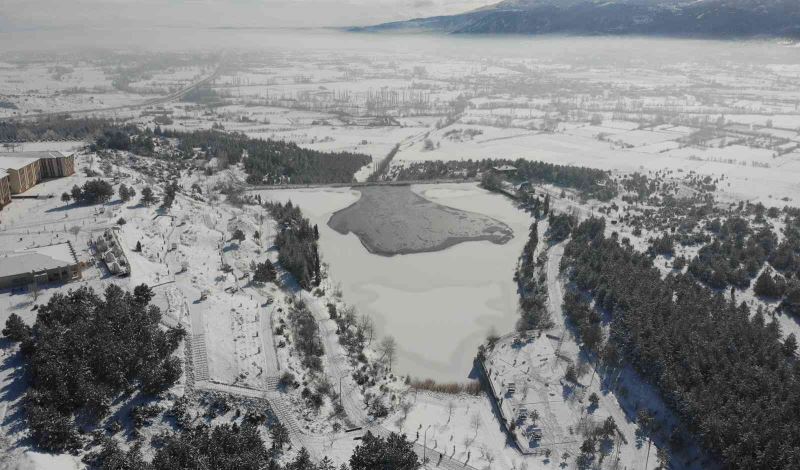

0,0,497,30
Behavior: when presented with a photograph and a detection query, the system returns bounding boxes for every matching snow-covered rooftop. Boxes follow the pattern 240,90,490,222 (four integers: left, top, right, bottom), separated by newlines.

0,242,78,277
0,151,69,159
0,156,39,171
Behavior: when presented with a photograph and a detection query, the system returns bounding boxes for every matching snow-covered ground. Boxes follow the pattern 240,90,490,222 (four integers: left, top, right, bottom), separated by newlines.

3,29,800,470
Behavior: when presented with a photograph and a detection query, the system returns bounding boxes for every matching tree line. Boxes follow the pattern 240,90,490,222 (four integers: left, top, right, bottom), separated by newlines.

0,116,125,142
514,221,553,331
395,158,615,200
86,425,419,470
164,129,371,184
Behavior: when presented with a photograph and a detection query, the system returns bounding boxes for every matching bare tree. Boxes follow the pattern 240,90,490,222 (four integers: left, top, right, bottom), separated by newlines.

471,413,481,439
378,335,397,371
485,449,495,465
28,280,39,302
69,225,81,240
357,314,375,347
447,400,455,424
400,400,413,421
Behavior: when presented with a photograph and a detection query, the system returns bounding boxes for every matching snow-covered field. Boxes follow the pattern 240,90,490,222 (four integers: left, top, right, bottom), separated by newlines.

3,28,800,470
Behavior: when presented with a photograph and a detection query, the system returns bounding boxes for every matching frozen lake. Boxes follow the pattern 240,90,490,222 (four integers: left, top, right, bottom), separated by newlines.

259,183,532,381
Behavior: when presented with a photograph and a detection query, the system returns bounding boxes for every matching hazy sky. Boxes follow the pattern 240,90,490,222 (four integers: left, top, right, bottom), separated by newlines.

0,0,495,30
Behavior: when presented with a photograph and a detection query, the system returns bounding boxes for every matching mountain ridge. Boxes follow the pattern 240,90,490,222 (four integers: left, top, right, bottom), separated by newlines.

351,0,800,38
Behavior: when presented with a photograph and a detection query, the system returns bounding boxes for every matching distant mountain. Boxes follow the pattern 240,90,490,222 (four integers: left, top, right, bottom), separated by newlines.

351,0,800,38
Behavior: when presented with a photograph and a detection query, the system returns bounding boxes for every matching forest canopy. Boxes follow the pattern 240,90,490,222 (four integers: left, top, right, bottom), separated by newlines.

561,218,800,469
3,284,185,452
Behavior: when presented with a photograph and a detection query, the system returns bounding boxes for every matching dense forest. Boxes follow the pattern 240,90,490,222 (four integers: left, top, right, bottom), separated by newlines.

2,284,184,452
265,201,321,290
560,217,800,469
165,129,371,184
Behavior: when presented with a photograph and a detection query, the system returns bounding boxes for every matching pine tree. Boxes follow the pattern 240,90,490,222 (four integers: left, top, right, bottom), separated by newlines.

319,457,336,470
349,432,419,470
141,186,156,206
161,181,179,210
288,448,312,470
313,245,321,286
252,260,277,284
754,268,781,298
119,184,131,202
2,313,32,343
270,422,289,451
784,333,798,358
70,184,82,202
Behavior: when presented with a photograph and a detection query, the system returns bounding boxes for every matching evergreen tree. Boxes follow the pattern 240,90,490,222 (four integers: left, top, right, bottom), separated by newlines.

75,179,114,204
349,432,419,470
784,333,798,358
270,422,289,451
287,448,313,470
118,184,130,202
2,313,32,343
754,268,782,298
232,229,246,243
161,181,179,210
252,260,277,284
140,186,156,206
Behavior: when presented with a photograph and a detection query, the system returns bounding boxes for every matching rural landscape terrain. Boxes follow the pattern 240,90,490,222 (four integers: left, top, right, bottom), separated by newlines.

2,7,800,470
